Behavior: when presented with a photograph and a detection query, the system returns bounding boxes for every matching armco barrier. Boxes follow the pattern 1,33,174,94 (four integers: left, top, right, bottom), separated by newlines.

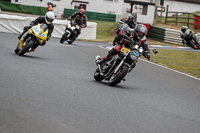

0,14,97,40
164,29,182,45
147,25,200,45
64,8,116,22
147,25,165,42
0,1,47,16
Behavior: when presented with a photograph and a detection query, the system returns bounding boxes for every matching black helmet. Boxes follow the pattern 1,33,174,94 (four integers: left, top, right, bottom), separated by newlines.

181,26,188,33
128,16,134,23
134,24,147,40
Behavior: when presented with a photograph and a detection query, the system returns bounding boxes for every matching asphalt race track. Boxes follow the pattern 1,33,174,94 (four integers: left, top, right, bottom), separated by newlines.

0,32,200,133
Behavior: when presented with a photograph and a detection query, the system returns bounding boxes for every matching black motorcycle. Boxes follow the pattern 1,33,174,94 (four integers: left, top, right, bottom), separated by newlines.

182,30,200,50
60,20,80,44
94,40,141,86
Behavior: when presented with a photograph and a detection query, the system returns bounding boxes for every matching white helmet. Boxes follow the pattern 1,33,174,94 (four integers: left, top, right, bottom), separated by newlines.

45,11,55,24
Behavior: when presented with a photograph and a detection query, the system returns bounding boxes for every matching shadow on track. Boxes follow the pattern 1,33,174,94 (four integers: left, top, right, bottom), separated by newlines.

12,53,47,60
92,80,134,90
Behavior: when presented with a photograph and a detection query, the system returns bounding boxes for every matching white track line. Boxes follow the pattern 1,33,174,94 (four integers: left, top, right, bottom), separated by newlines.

99,46,200,81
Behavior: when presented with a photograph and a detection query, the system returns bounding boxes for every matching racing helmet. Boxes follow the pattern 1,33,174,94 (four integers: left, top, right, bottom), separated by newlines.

128,16,134,23
134,24,147,40
181,26,188,33
45,11,55,24
79,9,85,16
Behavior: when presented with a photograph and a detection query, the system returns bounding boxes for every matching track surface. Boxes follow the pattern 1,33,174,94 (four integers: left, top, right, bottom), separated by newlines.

0,33,200,133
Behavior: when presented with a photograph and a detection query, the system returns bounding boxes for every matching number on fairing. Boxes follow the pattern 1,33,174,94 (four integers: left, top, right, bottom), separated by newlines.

32,26,40,35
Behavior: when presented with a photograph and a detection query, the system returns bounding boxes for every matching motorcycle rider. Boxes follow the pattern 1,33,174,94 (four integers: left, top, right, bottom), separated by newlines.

67,9,87,38
18,11,55,46
124,16,137,29
97,24,151,65
113,16,137,46
180,26,200,49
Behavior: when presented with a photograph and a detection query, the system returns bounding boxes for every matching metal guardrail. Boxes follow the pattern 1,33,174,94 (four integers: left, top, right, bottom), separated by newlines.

164,29,182,45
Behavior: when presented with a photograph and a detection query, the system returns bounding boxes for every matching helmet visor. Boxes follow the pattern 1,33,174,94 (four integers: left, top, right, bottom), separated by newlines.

46,16,54,23
138,31,145,37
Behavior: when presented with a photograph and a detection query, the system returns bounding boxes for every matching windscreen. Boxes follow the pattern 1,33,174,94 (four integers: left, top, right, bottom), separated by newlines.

40,24,48,31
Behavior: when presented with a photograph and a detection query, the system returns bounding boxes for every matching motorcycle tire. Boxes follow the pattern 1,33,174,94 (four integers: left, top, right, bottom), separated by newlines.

14,47,19,54
18,40,34,56
108,65,129,86
94,68,104,81
189,40,198,50
68,39,74,44
60,32,69,44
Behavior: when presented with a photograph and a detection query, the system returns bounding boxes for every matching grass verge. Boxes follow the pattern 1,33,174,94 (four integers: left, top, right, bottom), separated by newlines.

148,49,200,78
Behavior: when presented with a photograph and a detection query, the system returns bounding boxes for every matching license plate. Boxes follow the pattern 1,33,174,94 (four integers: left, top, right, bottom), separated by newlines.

121,47,130,54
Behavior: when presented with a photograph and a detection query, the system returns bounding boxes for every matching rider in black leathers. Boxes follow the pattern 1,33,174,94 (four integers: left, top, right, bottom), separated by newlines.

124,16,137,29
67,9,87,37
97,24,151,65
18,11,55,46
180,26,200,49
113,16,137,46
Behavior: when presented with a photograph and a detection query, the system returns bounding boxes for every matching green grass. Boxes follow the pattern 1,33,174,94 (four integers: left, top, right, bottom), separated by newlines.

149,49,200,78
89,20,117,42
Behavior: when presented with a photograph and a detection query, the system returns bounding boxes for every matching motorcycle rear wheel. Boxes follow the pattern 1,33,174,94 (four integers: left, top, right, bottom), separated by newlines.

189,40,198,50
60,32,69,44
18,40,34,56
108,65,129,86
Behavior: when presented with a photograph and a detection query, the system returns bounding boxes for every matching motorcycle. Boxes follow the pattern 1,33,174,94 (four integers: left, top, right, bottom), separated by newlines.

182,30,200,50
94,41,141,86
15,23,48,56
94,42,158,87
60,20,80,44
113,22,134,46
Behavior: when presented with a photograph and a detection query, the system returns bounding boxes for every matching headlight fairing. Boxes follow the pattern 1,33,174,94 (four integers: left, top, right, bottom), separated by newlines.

129,50,139,60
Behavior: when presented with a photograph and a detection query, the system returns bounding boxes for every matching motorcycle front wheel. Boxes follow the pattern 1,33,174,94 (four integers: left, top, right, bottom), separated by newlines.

108,65,129,86
14,46,19,54
94,68,104,81
18,40,34,56
60,32,69,44
68,39,75,44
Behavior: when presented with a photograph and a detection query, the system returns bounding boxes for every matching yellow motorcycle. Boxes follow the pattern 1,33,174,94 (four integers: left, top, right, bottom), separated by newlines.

15,23,48,56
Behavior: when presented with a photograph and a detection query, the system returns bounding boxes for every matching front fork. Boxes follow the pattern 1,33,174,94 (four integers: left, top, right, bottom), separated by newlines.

97,64,104,76
18,32,29,50
65,30,71,38
113,57,126,74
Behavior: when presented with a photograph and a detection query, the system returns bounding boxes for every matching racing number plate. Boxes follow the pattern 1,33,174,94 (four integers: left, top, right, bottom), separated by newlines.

121,47,130,54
